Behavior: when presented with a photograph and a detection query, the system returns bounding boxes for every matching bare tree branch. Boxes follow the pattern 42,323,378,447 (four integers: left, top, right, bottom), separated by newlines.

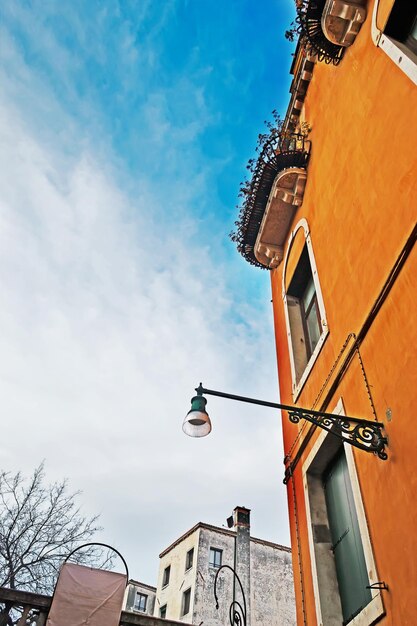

0,464,112,596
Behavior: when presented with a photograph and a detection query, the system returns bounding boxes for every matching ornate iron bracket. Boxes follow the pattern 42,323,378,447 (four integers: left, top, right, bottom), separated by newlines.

195,384,388,461
287,409,388,460
214,565,247,626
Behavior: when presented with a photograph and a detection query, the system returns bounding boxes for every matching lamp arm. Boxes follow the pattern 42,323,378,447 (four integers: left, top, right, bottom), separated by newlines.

195,383,388,461
196,383,381,425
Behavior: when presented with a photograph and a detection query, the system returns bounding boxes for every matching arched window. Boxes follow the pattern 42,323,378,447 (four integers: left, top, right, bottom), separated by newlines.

282,219,328,399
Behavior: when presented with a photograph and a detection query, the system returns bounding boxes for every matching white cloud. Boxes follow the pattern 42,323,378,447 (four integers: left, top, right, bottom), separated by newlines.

0,6,290,585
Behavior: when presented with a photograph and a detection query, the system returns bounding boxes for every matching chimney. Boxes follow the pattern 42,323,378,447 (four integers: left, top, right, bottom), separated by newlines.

232,506,251,625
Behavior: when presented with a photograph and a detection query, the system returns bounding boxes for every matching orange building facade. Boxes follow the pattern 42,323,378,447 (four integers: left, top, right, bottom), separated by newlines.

234,1,417,624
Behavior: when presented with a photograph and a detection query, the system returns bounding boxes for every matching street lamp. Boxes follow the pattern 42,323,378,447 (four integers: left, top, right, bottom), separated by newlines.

183,383,388,460
182,393,211,438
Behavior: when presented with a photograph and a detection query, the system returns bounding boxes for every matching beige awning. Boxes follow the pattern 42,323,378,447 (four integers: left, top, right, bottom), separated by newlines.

47,563,126,626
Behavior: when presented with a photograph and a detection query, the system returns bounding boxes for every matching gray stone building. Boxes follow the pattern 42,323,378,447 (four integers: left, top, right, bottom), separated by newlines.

154,506,295,625
124,580,157,617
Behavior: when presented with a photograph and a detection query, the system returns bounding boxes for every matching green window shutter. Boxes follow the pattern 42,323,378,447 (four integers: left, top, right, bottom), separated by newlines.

324,451,372,624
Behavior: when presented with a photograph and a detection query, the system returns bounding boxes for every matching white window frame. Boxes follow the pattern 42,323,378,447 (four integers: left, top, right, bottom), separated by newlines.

302,398,385,626
209,547,222,568
371,0,417,86
282,218,329,400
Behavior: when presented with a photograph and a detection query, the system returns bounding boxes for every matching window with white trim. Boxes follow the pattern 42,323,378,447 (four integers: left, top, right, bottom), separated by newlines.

209,547,222,568
372,0,417,85
287,245,322,372
303,401,385,626
283,220,328,397
385,1,417,56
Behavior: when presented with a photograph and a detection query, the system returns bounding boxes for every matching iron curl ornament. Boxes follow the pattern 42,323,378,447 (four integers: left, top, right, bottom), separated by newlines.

288,410,388,460
214,565,247,626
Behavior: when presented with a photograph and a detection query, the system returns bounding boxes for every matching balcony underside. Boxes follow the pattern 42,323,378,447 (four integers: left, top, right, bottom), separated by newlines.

296,0,345,64
321,0,367,47
234,144,310,270
254,168,307,269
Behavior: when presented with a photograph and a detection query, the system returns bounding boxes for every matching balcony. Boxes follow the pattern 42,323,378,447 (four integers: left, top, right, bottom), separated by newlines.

321,0,367,46
0,586,191,626
254,167,308,268
232,134,311,270
296,0,367,63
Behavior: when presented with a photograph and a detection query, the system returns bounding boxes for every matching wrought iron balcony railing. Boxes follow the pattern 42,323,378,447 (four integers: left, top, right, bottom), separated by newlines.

232,133,311,269
296,0,367,62
296,0,345,64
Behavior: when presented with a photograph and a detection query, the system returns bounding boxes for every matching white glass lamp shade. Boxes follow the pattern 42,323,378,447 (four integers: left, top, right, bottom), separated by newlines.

182,395,212,437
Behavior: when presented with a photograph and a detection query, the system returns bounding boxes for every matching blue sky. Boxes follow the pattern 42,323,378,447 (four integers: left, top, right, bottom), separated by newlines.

0,1,297,585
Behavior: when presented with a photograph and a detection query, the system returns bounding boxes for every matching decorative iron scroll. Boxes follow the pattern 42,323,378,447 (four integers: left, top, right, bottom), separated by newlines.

288,410,388,460
295,0,344,64
214,565,247,626
196,384,389,464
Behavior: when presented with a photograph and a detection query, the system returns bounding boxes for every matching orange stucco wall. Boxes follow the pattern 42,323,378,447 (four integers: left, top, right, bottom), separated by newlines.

270,3,417,624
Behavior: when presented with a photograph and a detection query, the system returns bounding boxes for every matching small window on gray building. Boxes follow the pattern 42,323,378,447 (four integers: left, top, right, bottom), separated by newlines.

134,592,147,612
162,565,170,587
209,547,222,568
181,588,191,616
160,604,167,618
185,548,194,571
